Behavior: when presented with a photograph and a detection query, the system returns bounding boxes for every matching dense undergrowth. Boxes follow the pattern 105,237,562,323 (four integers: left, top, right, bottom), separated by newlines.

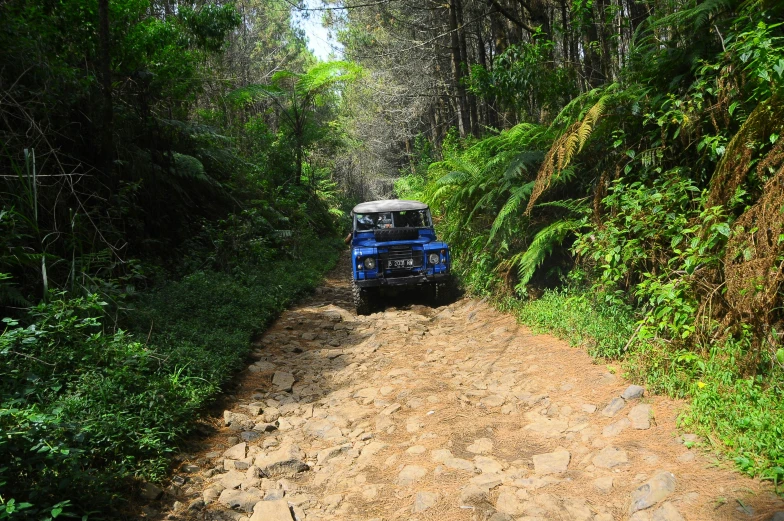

0,235,342,519
396,0,784,489
0,0,355,518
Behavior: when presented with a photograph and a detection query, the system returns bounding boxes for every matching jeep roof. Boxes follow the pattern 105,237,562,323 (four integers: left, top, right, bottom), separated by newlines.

352,199,428,214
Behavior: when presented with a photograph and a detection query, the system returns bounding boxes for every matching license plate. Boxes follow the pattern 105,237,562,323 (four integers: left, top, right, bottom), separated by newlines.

388,258,413,269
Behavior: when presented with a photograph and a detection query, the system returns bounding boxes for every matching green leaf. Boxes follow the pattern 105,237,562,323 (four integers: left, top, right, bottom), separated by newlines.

776,348,784,365
728,101,739,115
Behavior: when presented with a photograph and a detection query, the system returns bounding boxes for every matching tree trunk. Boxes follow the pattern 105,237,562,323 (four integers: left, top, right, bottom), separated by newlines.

457,0,478,135
448,0,470,137
98,0,113,183
582,4,605,88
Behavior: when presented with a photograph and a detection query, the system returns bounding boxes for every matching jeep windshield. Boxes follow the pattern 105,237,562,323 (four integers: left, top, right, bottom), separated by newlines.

354,209,432,231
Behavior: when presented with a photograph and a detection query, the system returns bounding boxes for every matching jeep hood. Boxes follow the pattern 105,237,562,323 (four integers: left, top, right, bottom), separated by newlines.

353,237,436,248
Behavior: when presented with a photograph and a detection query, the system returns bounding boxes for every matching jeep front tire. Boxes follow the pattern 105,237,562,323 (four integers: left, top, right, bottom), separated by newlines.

352,281,375,315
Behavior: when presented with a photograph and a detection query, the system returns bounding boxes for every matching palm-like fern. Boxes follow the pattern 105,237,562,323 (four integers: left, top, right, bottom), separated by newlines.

506,214,586,294
526,95,608,214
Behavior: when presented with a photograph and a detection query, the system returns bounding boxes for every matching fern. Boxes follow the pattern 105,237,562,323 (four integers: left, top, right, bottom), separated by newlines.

509,217,585,293
487,182,535,243
526,95,608,214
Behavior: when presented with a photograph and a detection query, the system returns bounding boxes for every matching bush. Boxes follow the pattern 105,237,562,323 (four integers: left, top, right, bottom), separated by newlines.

0,236,341,519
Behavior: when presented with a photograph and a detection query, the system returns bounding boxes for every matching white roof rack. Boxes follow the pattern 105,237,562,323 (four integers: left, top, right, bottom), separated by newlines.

352,199,428,213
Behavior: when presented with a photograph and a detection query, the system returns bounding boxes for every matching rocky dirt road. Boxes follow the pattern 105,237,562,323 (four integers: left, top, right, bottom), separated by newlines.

148,256,784,521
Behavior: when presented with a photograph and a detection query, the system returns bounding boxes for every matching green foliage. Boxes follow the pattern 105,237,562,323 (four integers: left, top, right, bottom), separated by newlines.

399,0,784,486
0,235,341,519
469,33,579,122
0,1,350,517
509,289,635,358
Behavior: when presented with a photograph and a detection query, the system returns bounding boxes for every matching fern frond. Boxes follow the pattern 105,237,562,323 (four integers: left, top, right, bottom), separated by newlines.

488,182,535,243
509,218,583,292
435,170,472,187
527,95,609,215
296,61,361,97
533,197,590,213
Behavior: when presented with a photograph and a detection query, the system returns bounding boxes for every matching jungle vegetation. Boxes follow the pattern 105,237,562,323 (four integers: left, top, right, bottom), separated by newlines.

3,0,784,517
0,0,355,518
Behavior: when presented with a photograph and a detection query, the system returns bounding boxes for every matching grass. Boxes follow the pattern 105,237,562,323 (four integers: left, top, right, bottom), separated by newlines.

0,235,342,519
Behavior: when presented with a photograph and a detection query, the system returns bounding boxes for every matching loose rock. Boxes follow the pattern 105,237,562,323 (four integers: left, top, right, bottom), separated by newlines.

602,397,626,417
592,446,629,468
249,499,293,521
622,385,645,400
140,482,163,500
397,465,427,486
255,444,309,478
532,449,570,474
630,471,677,513
272,371,295,392
218,488,262,512
412,491,439,512
629,404,653,430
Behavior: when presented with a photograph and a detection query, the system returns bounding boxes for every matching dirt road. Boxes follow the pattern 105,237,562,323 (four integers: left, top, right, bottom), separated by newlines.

155,256,784,521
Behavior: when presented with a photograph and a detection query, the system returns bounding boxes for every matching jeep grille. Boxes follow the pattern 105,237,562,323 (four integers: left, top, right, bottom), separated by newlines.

379,246,423,271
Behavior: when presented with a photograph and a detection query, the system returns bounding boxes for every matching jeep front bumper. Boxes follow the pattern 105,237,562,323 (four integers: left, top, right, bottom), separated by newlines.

355,273,450,288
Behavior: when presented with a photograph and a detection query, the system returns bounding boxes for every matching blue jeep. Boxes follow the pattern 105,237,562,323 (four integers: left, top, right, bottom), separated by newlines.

349,199,453,315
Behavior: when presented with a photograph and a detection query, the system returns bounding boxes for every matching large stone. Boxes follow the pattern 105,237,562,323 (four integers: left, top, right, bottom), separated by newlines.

139,482,163,500
444,457,475,472
524,418,569,437
203,487,222,504
224,410,249,426
630,471,677,513
255,444,308,478
622,385,645,400
772,513,784,521
474,456,504,474
317,443,352,465
431,448,453,463
224,442,248,460
466,438,493,455
218,488,263,513
460,484,488,504
272,371,295,392
304,418,342,440
629,404,653,430
397,465,427,486
533,450,570,474
602,417,631,437
602,397,626,417
219,470,246,489
249,499,293,521
412,491,439,513
652,502,686,521
470,473,504,490
592,446,629,468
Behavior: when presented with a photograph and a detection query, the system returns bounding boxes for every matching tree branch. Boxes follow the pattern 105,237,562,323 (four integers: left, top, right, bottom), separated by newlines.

486,0,536,33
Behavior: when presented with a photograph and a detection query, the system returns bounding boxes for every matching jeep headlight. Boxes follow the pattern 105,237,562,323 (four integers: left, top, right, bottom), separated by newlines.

364,257,376,269
428,253,440,265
